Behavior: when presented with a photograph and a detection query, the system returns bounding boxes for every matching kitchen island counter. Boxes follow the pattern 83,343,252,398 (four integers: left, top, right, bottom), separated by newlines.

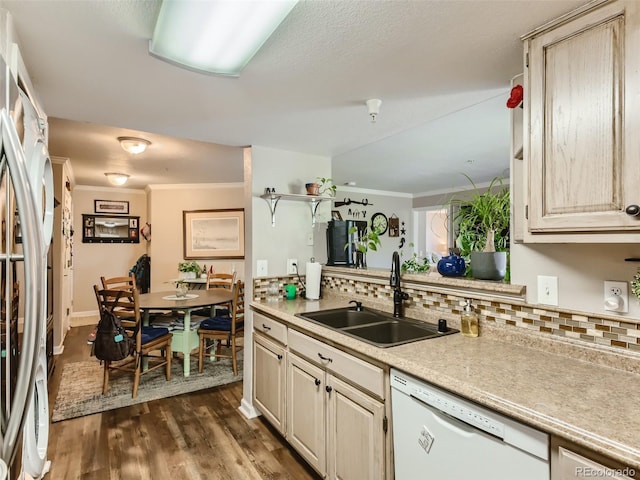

251,297,640,471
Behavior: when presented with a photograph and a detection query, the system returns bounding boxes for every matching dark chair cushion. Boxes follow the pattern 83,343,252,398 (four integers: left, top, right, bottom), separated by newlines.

200,316,231,331
141,326,170,344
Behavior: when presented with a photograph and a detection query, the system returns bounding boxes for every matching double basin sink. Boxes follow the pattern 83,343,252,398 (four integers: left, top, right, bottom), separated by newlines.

295,306,458,348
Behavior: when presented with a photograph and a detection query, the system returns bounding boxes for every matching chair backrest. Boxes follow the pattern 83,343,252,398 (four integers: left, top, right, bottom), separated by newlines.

206,272,236,290
230,280,245,334
98,274,138,319
93,283,142,349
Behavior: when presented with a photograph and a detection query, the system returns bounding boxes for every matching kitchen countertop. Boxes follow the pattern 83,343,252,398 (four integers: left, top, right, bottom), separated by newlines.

251,296,640,470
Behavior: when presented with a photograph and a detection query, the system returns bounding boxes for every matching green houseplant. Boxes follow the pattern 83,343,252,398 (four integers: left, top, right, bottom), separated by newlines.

449,176,510,280
401,243,430,273
178,260,201,279
345,222,381,268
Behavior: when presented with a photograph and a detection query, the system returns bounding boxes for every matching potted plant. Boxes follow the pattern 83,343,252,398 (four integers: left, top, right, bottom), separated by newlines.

401,243,430,273
178,260,201,279
346,222,381,268
306,177,337,196
448,176,510,280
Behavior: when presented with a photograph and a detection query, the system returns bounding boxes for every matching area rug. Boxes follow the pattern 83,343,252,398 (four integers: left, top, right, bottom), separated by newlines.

52,352,243,422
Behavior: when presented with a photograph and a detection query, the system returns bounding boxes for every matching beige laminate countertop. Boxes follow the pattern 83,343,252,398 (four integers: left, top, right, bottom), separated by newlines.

251,297,640,470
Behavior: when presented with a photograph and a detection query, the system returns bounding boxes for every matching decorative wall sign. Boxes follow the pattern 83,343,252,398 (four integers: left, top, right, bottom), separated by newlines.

388,214,399,237
94,199,129,215
82,214,140,243
183,208,245,259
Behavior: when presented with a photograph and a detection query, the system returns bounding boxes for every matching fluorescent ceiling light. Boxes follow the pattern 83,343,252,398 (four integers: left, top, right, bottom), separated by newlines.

149,0,298,77
105,173,130,186
118,136,150,155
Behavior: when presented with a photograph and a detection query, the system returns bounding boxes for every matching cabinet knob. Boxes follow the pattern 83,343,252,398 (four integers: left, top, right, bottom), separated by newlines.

625,205,640,216
277,354,283,360
315,378,321,386
325,385,332,393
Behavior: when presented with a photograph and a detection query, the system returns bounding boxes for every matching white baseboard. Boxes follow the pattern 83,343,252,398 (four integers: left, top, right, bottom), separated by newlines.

71,310,98,327
53,345,65,355
239,397,260,419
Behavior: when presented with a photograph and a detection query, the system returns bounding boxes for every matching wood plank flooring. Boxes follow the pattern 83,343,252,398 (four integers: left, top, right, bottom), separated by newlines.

47,326,320,480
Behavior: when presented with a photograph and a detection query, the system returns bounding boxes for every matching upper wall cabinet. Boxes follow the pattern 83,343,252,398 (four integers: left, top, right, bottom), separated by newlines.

520,0,640,242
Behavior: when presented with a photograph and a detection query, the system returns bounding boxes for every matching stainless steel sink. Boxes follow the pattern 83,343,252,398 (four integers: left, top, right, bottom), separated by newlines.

296,306,458,348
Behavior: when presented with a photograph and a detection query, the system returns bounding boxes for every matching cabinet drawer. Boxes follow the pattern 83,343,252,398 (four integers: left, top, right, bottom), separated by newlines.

253,312,287,345
288,329,384,399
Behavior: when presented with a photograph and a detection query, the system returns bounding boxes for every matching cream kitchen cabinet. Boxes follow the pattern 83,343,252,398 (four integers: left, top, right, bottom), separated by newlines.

253,313,288,435
287,330,386,480
521,0,640,241
551,437,637,479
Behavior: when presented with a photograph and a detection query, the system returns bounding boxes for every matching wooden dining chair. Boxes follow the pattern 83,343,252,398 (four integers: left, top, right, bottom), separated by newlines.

197,280,244,376
192,271,237,318
93,278,173,398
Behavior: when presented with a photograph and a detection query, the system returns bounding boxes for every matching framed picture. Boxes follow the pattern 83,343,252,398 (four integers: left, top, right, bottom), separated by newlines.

183,208,245,259
94,199,129,215
332,210,343,221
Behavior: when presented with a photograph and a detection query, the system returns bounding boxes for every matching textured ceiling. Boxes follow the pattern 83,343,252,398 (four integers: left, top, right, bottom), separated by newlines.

2,0,586,193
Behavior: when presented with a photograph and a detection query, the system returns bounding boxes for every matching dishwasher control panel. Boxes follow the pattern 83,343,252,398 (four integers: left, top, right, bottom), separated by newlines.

410,385,506,439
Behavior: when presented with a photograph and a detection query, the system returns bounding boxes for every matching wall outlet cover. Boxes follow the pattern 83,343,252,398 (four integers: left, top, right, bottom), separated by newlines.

537,275,558,306
257,259,268,277
287,258,297,275
604,280,628,313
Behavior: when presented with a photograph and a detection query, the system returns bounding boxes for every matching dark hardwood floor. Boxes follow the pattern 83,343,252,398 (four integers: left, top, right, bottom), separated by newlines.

47,325,320,480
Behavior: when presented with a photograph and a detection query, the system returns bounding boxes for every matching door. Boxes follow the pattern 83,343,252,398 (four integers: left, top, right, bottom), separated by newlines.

253,334,286,434
286,352,326,476
327,375,385,480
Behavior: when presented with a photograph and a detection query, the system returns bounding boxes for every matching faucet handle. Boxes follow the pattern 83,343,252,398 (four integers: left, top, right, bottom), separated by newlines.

349,300,363,311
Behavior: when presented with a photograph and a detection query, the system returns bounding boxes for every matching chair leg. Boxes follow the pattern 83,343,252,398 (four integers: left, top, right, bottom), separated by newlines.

132,355,141,399
198,335,204,373
102,361,110,395
231,337,238,376
166,344,172,381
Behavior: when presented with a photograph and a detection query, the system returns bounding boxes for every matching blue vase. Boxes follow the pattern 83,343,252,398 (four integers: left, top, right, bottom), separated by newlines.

437,253,466,277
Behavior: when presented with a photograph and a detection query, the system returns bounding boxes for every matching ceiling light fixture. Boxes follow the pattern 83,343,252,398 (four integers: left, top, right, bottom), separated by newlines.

104,172,130,186
149,0,299,77
118,136,150,155
366,99,382,123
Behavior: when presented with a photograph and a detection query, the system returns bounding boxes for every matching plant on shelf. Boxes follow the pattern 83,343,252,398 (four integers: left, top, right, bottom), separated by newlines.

178,260,201,279
401,244,430,273
345,222,381,268
316,177,337,197
632,270,640,303
447,175,510,281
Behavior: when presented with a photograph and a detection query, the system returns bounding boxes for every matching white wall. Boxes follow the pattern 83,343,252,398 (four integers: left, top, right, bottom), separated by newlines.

72,186,147,313
147,183,245,291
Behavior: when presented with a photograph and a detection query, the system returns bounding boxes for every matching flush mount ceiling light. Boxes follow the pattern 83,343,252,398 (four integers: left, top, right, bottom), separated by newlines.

104,173,130,186
149,0,299,77
366,99,382,123
118,136,150,155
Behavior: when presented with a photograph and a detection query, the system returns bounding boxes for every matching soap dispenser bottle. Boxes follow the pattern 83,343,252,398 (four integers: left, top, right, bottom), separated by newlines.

461,299,478,337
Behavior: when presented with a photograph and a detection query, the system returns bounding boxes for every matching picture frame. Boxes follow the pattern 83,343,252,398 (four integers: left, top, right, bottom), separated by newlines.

94,199,129,215
331,210,343,221
183,208,245,259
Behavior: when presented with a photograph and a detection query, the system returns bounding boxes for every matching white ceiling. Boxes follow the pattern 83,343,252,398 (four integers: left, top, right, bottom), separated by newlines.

2,0,586,194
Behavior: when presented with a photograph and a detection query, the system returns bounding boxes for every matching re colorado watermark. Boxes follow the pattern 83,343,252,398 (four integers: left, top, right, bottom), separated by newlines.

575,466,636,477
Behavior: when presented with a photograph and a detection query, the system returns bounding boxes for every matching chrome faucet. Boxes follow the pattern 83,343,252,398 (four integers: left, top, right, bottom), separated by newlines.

390,251,409,317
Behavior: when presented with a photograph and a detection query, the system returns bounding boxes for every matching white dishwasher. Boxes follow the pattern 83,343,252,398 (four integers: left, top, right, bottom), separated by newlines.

391,369,550,479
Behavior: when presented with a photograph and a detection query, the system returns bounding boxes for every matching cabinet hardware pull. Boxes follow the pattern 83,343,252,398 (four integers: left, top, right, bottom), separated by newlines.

325,385,332,393
315,378,321,386
277,354,283,360
318,353,333,362
625,205,640,217
262,324,271,331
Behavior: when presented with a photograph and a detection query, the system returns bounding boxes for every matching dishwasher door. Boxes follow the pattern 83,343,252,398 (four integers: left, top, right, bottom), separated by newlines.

391,371,549,480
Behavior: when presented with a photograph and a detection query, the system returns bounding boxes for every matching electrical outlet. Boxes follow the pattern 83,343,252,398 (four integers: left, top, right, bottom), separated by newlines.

537,275,558,306
287,258,297,275
257,259,268,277
604,281,628,313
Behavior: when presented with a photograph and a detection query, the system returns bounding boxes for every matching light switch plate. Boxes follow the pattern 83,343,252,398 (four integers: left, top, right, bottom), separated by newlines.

307,232,314,246
537,275,558,306
257,259,268,277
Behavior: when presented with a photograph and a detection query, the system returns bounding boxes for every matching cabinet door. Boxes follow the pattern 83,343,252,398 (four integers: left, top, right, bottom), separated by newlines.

286,353,326,476
327,375,385,480
553,446,635,480
527,1,640,233
253,334,286,434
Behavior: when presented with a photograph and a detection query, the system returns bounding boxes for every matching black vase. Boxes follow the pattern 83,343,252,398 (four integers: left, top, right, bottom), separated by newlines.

355,251,367,269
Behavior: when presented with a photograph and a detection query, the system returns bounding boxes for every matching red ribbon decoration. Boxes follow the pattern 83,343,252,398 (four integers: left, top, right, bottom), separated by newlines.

506,85,524,108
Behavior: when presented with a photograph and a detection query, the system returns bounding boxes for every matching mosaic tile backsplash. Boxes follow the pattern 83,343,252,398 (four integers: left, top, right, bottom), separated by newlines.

254,273,640,354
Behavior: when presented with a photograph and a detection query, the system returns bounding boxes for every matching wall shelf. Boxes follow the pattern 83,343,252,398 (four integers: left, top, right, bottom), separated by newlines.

260,192,330,227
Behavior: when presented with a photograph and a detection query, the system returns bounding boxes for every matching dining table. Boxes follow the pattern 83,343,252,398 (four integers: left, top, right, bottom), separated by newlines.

139,288,234,376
